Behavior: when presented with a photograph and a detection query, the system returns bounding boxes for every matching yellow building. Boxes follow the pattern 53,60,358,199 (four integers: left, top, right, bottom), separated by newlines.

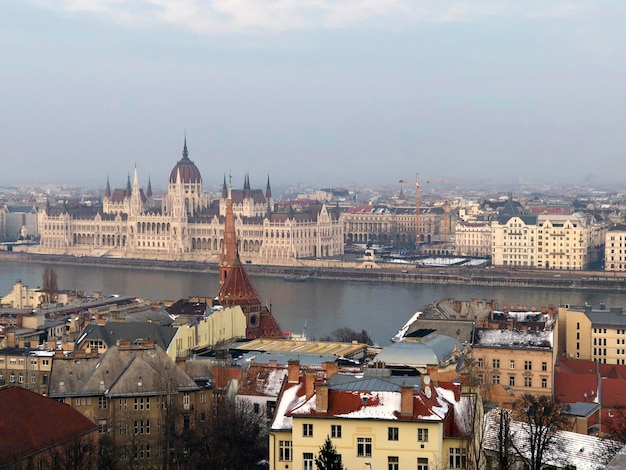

1,280,45,309
491,211,606,270
167,305,247,360
472,329,554,397
270,362,476,470
605,224,626,271
556,304,626,364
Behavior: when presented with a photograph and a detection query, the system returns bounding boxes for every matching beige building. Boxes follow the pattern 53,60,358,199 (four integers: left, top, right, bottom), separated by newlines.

341,204,454,248
1,280,45,309
36,139,344,264
556,304,626,365
491,211,606,270
270,362,477,470
605,224,626,271
454,221,491,257
0,345,53,395
167,305,247,360
472,329,554,397
48,341,212,467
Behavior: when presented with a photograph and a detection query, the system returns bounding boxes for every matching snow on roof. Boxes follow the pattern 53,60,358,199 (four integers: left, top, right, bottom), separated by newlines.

392,310,422,342
484,409,621,470
475,329,553,349
335,391,401,420
271,382,302,431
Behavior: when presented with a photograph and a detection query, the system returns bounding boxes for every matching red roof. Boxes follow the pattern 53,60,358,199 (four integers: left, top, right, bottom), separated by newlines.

0,387,97,462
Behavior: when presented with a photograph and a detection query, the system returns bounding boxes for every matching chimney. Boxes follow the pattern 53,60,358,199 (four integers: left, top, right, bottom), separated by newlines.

6,332,15,348
316,383,329,414
268,359,278,368
305,370,315,399
323,362,338,379
288,360,300,384
176,356,187,371
400,385,414,417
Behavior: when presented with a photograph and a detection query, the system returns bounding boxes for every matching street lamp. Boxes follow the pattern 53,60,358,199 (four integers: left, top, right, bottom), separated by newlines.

364,461,372,470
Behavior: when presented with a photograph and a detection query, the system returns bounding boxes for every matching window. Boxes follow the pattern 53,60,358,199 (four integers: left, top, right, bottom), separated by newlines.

134,444,150,460
357,437,372,457
509,360,515,369
99,396,107,409
42,359,49,366
492,374,500,385
477,358,484,367
388,456,399,470
542,361,548,372
492,359,500,369
388,426,399,441
18,373,24,384
524,361,532,371
303,423,313,437
449,448,466,469
303,452,314,470
119,399,127,411
98,419,108,434
279,440,292,461
524,377,532,387
417,457,429,470
509,375,515,386
134,397,150,411
417,428,429,442
541,377,548,388
331,424,342,439
119,422,128,435
134,420,150,435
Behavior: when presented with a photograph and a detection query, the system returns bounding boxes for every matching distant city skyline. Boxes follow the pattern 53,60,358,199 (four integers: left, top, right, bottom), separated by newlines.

2,1,625,188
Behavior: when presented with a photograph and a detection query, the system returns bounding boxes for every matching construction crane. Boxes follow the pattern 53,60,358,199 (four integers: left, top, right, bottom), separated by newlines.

399,174,421,249
400,174,476,250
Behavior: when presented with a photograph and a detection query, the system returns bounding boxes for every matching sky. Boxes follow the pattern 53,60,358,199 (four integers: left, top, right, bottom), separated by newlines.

1,1,625,192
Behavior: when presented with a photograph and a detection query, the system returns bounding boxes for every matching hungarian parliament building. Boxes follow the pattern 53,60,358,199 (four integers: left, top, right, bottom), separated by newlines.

36,140,344,265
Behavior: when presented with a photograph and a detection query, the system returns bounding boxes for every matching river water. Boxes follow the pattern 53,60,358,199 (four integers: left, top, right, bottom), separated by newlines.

2,260,626,346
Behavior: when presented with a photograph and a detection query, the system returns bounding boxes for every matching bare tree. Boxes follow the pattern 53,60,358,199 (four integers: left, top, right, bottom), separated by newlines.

493,408,513,470
321,327,373,345
42,266,58,304
187,396,267,470
43,434,99,470
510,394,568,470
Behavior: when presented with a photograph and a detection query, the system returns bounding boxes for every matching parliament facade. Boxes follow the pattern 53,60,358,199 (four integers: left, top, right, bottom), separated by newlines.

37,140,343,264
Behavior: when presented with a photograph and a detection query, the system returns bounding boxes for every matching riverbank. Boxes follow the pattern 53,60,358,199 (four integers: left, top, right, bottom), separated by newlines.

2,251,626,292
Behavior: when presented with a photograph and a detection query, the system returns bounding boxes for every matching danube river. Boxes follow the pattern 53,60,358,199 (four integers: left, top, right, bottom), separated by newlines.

2,259,626,346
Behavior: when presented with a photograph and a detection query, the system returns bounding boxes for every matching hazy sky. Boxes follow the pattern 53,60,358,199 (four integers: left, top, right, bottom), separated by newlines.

2,1,625,192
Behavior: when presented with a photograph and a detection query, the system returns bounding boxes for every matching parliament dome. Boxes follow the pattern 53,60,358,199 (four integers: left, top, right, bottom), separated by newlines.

169,138,202,184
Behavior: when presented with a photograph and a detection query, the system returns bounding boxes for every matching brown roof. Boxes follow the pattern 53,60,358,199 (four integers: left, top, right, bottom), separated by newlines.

217,256,262,309
0,387,97,462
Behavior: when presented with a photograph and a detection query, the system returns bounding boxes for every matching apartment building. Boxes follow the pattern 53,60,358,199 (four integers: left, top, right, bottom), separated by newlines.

0,345,53,395
454,220,491,257
48,341,211,466
556,304,626,364
605,224,626,271
491,212,606,270
270,362,477,470
472,329,554,397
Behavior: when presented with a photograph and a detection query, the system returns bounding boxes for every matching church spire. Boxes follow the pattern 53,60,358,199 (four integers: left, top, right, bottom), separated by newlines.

182,134,189,160
105,176,111,198
126,173,132,197
219,175,238,287
146,175,152,198
222,174,228,199
265,174,272,199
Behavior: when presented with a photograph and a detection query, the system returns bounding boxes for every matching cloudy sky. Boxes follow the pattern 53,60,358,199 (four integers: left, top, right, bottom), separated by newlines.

2,1,625,192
